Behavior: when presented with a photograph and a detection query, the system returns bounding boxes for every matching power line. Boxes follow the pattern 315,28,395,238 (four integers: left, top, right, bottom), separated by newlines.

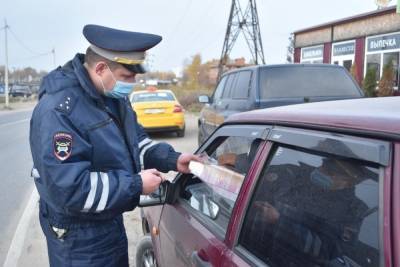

8,27,49,56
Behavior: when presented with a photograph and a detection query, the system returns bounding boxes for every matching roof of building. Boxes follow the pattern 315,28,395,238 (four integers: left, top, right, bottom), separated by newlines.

293,5,397,35
226,97,400,140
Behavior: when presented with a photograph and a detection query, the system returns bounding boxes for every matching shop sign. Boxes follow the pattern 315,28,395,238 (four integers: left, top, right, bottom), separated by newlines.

302,46,324,60
333,42,355,56
368,33,400,52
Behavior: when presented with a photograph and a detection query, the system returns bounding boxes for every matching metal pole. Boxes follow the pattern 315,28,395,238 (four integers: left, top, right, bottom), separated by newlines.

4,19,9,109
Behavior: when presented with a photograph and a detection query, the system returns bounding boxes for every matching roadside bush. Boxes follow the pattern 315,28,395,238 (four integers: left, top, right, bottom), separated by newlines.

362,67,377,97
170,85,213,113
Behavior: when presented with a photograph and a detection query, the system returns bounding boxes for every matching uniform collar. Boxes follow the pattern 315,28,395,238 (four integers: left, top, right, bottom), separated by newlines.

71,53,102,101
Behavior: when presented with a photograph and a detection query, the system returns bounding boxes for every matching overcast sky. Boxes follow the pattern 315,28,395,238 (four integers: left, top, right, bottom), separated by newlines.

0,0,381,73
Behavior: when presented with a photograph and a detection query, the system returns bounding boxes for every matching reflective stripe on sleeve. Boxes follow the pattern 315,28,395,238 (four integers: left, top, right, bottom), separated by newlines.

82,172,99,212
139,141,158,168
138,138,152,150
95,172,109,212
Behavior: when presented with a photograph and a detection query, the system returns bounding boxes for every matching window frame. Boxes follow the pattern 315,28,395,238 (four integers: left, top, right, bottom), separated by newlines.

231,126,390,266
231,70,253,100
174,124,270,241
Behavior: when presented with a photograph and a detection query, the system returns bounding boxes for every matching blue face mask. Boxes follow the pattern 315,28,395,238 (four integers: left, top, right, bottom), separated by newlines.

100,66,136,99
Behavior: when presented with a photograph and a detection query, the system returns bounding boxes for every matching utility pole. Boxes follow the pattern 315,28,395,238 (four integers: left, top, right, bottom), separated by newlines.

4,19,9,109
218,0,265,80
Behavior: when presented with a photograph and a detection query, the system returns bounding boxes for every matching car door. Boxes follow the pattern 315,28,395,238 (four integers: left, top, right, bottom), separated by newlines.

199,76,228,141
214,73,237,128
224,70,253,118
221,126,391,267
156,125,269,267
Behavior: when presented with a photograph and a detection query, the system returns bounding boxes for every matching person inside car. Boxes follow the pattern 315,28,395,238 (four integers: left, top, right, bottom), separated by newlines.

246,156,373,266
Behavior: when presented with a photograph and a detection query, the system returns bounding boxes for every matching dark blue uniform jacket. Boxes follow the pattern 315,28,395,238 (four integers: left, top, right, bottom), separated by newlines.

30,54,180,228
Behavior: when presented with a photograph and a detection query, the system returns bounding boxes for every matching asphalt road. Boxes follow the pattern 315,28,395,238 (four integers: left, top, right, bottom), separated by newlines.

0,109,34,264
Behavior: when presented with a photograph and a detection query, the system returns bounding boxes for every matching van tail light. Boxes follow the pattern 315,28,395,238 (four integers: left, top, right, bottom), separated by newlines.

173,104,183,113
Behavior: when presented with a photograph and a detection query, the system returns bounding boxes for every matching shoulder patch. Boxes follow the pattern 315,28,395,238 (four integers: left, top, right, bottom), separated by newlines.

53,132,73,161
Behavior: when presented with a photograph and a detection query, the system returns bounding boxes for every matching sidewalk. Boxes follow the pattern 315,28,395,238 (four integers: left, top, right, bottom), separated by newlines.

15,196,144,266
0,100,37,114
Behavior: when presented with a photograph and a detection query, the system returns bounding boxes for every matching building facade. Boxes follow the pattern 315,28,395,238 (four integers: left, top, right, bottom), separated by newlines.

293,6,400,89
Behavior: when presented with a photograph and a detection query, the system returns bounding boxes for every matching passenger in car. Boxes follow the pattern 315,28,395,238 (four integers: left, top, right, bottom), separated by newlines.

248,156,373,266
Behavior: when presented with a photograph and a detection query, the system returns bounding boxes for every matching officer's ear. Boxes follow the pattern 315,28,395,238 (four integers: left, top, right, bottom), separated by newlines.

94,61,109,76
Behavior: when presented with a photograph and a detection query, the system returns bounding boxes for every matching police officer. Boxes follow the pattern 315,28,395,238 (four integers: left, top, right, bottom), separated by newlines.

29,24,199,266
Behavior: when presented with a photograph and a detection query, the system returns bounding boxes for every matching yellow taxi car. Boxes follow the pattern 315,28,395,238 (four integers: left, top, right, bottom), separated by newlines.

130,87,185,137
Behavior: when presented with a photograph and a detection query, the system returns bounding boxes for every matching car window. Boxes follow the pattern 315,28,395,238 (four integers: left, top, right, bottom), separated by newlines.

212,76,227,102
182,136,262,234
239,145,380,267
130,92,175,102
259,66,362,98
232,71,252,99
222,74,237,99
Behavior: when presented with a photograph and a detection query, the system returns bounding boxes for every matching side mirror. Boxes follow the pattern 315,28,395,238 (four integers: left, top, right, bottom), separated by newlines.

198,95,210,104
138,181,170,207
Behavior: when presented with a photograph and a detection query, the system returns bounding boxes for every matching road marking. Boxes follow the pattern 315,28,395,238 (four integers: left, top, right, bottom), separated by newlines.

3,188,39,267
0,118,30,128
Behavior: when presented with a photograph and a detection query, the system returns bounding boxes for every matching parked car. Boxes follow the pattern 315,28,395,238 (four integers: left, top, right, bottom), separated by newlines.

137,97,399,267
130,88,185,137
197,64,364,144
9,84,32,98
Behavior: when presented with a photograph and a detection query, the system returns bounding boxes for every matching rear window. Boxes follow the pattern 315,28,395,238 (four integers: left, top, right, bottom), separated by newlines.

131,92,175,102
259,66,361,98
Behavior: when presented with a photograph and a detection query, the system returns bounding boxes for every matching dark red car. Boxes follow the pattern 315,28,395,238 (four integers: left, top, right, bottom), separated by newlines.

136,97,400,267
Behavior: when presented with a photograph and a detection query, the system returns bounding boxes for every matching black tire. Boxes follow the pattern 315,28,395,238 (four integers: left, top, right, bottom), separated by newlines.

136,235,158,267
177,125,185,137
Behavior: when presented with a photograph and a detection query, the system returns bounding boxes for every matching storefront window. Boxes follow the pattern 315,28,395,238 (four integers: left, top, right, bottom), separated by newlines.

301,45,323,64
332,41,355,72
365,32,400,90
383,52,399,87
366,54,381,80
343,60,352,72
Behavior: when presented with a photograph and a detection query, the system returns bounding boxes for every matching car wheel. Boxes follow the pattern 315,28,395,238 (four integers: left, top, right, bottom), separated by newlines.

136,235,158,267
177,125,185,137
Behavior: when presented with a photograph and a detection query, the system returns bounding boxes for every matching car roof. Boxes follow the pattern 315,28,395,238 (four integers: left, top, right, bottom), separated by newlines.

133,89,173,94
221,63,346,76
226,97,400,140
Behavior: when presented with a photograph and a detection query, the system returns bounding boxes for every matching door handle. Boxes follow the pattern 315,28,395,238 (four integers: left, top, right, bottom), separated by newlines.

191,251,212,267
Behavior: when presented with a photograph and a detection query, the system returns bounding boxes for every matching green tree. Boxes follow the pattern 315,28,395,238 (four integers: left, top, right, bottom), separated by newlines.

362,67,377,97
377,63,395,97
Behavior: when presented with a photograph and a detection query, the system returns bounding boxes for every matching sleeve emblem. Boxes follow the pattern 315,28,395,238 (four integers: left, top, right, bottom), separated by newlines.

53,132,73,161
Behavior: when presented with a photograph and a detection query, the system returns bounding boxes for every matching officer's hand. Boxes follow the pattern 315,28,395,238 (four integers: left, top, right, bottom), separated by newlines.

177,153,203,174
140,169,163,195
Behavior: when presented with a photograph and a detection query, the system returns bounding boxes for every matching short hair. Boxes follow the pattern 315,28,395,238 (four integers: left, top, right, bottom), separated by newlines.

84,47,119,70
